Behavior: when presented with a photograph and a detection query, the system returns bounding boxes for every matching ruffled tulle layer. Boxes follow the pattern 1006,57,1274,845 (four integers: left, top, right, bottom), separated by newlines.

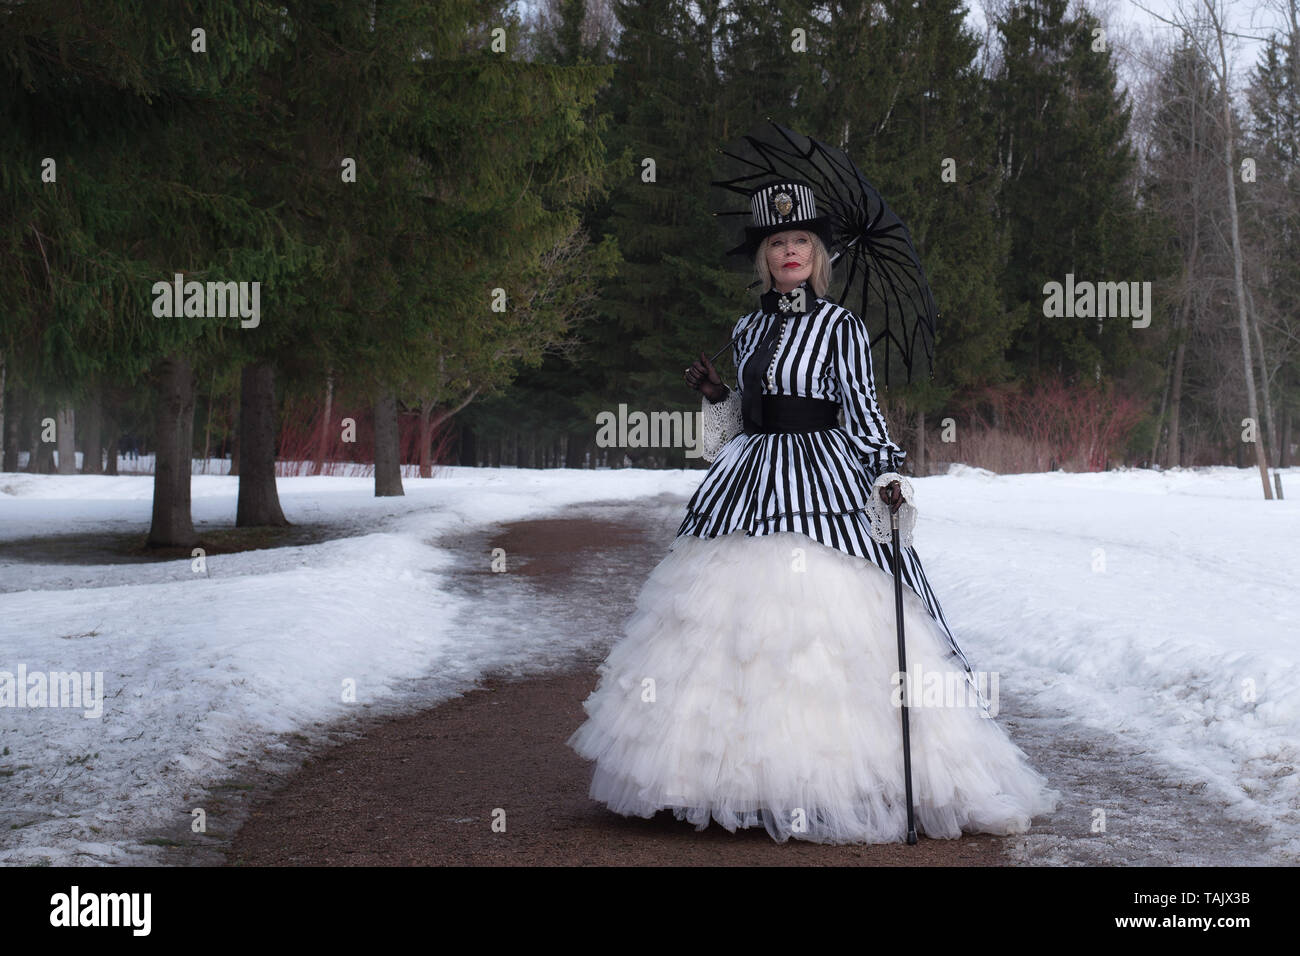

566,530,1061,844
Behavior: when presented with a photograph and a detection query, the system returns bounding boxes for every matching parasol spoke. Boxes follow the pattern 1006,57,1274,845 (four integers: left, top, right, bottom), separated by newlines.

710,120,940,386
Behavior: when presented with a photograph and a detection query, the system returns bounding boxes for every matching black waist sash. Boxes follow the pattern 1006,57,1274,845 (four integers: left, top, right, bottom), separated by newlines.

743,395,841,435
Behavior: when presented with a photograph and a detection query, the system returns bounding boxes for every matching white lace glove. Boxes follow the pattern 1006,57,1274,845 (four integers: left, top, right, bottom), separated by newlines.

700,387,743,463
865,471,916,547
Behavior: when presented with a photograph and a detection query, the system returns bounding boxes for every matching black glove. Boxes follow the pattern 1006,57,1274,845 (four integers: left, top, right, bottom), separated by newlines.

684,351,728,403
878,479,905,514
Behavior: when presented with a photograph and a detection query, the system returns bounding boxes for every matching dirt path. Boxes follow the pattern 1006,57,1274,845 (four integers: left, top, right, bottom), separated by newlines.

212,497,1012,866
224,667,1005,865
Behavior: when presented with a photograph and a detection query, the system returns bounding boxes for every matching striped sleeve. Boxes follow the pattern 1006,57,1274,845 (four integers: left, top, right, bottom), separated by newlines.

833,310,907,475
730,312,755,399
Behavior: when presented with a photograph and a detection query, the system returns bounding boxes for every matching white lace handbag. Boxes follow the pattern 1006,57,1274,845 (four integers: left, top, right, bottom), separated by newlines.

700,387,744,462
865,471,916,548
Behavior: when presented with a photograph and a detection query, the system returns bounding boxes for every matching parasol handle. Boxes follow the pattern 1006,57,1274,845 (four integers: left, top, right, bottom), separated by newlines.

708,338,734,365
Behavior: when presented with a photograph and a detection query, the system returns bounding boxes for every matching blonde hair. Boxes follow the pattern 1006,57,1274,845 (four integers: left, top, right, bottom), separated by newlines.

754,230,833,299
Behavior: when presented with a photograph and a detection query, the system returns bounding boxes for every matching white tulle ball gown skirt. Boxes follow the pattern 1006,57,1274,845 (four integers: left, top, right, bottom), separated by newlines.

566,529,1061,844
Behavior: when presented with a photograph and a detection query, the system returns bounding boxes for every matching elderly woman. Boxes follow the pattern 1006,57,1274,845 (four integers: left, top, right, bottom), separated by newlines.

567,180,1059,844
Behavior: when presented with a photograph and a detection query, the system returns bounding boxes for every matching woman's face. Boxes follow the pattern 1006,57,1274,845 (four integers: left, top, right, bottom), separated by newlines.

765,231,814,293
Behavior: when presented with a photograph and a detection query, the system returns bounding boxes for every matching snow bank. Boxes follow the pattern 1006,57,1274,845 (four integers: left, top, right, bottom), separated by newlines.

1,464,1297,863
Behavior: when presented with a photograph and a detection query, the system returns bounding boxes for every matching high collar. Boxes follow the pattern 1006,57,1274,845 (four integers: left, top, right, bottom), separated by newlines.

760,278,816,315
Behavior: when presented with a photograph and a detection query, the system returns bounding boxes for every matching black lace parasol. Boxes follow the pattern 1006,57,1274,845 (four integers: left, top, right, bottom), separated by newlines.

710,120,940,387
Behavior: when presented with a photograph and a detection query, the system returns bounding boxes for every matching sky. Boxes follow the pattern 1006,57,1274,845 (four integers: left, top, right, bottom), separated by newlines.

513,1,1292,81
967,0,1290,83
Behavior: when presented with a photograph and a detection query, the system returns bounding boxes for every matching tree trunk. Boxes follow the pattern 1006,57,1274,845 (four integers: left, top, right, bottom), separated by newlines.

200,372,215,475
236,362,289,527
1166,222,1199,470
30,434,54,473
55,406,75,473
1166,339,1187,469
312,373,334,476
1280,401,1291,468
146,355,197,547
373,389,404,496
229,392,240,476
0,351,6,471
418,400,433,479
1,367,17,473
1217,31,1272,497
82,388,103,474
461,422,477,467
914,408,926,476
1150,349,1172,466
1246,286,1278,467
102,409,119,476
24,405,40,472
1162,61,1203,470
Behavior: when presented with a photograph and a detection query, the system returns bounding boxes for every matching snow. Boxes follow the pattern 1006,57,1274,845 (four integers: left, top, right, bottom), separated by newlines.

1,463,1297,864
918,465,1300,861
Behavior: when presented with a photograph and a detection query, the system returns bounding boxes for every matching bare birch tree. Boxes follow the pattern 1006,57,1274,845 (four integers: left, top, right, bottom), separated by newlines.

1135,0,1277,495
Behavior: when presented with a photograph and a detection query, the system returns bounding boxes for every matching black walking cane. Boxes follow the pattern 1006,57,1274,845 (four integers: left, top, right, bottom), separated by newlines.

889,505,919,845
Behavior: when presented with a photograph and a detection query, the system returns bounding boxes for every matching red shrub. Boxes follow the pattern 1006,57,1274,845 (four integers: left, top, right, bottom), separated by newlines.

276,396,456,477
942,379,1146,473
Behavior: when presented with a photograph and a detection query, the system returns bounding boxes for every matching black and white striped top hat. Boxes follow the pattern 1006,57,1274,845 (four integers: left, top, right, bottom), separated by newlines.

725,179,834,258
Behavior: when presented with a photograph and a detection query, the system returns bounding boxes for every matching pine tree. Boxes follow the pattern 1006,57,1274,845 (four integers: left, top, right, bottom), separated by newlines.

990,0,1151,382
1244,33,1300,467
1143,40,1226,468
476,0,736,470
0,1,298,545
798,0,1014,465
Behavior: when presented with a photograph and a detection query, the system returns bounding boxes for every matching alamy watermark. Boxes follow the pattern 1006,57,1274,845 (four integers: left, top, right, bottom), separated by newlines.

595,404,702,458
50,886,150,935
891,664,999,716
1042,273,1151,328
0,664,104,718
151,273,260,328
